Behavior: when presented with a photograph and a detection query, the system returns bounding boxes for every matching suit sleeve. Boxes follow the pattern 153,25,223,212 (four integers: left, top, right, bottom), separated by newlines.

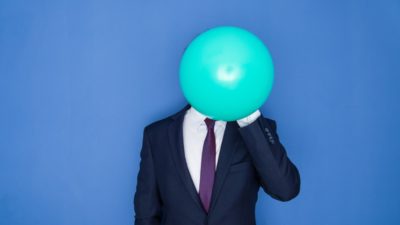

134,127,162,225
238,116,301,201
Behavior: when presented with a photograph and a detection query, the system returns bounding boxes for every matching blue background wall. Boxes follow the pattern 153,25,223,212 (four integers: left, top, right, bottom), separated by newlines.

1,0,399,224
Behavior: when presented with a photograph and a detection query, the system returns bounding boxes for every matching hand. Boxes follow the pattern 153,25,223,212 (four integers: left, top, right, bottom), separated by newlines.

236,109,261,127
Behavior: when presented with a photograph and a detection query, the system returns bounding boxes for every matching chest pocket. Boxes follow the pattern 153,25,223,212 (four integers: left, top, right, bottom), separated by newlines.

229,161,254,173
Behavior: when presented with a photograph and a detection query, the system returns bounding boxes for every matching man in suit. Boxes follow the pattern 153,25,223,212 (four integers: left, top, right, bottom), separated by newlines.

134,103,300,225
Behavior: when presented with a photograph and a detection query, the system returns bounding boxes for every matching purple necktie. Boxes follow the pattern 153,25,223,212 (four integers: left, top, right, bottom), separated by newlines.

199,118,216,213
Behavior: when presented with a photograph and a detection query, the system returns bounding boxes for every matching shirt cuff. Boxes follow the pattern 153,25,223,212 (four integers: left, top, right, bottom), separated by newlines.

236,109,261,127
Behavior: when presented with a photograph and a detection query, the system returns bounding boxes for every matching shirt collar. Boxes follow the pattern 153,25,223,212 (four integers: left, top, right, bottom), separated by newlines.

186,106,226,130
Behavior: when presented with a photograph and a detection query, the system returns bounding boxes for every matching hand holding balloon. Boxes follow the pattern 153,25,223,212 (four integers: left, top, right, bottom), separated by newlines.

179,26,274,121
236,109,262,127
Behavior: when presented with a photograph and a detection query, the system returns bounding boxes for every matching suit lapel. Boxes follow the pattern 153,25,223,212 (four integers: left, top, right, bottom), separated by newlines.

168,104,240,214
168,104,205,212
209,121,240,213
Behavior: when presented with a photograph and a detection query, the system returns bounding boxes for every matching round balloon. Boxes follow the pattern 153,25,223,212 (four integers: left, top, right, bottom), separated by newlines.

179,26,274,121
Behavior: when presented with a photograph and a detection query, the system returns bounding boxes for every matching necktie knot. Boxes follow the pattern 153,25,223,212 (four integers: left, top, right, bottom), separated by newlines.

204,118,215,130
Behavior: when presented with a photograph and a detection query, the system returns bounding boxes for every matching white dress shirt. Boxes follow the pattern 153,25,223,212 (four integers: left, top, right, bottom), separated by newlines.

182,107,261,193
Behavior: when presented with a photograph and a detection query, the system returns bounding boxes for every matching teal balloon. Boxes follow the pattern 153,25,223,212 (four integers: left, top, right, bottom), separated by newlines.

179,26,274,121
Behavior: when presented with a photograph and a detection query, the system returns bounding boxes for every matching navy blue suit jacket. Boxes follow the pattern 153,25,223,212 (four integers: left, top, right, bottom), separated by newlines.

134,104,300,225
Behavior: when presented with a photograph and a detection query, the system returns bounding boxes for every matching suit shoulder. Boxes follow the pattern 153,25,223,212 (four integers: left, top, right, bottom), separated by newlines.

143,104,190,135
143,116,173,135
